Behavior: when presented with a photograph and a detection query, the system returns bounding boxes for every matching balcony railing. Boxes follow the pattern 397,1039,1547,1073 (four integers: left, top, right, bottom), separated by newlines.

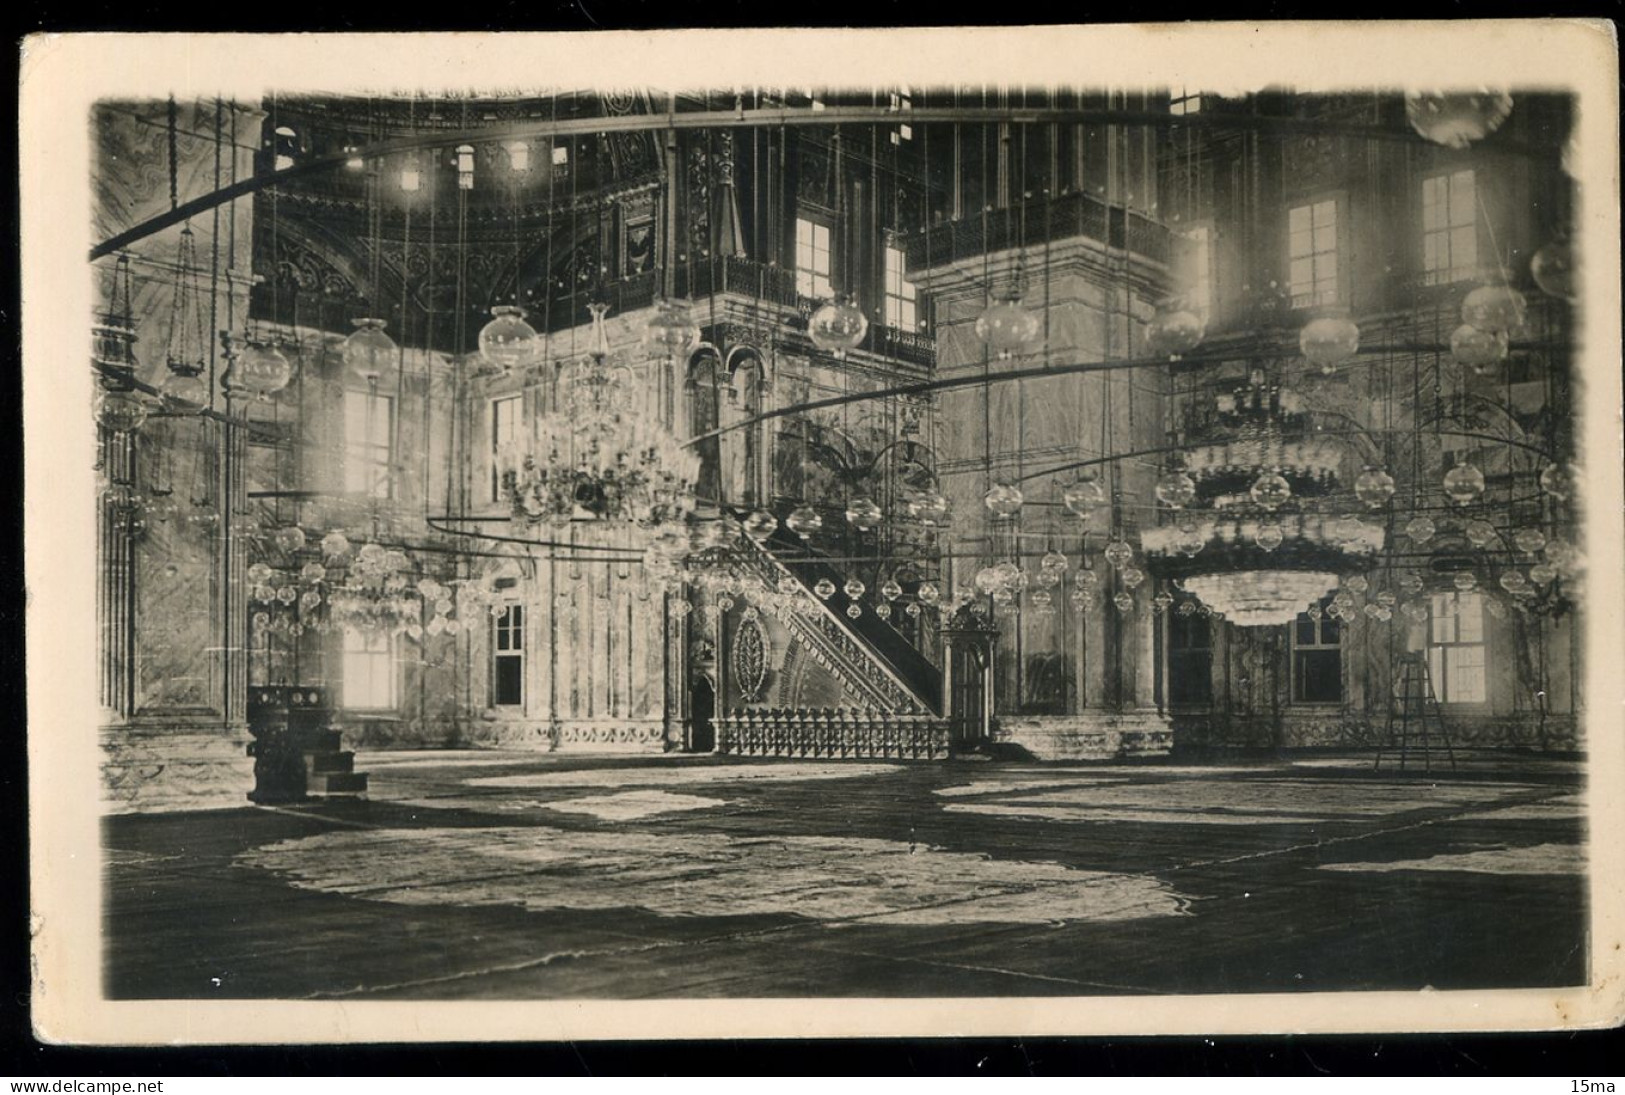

900,191,1174,271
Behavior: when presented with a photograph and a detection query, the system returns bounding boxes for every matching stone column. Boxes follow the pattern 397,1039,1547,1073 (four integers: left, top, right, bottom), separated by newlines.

96,97,263,812
913,215,1174,760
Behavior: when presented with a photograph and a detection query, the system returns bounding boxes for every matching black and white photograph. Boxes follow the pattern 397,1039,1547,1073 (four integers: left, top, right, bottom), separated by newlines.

21,23,1625,1043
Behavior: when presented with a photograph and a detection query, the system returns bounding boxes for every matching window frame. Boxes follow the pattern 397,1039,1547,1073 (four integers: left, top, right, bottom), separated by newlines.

1290,600,1344,706
794,214,834,302
883,242,917,331
341,628,397,711
1169,88,1204,116
343,388,395,500
1164,606,1214,708
1285,194,1346,310
491,603,525,709
489,394,522,505
1181,222,1217,321
1427,591,1490,706
1420,168,1480,286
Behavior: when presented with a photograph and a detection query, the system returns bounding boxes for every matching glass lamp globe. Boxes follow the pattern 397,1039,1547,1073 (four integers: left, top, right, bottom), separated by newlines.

974,291,1040,360
1530,239,1576,301
644,299,700,356
1513,527,1548,555
300,561,327,583
983,482,1024,519
1074,569,1100,591
1062,477,1106,517
1452,571,1479,593
742,509,778,541
813,578,837,600
1033,567,1061,590
343,318,397,385
94,387,151,434
1443,463,1487,506
1464,519,1498,548
1146,305,1205,358
1070,586,1097,611
1103,539,1135,569
1175,522,1207,557
974,566,1003,595
241,341,294,397
1345,573,1369,594
1155,470,1197,509
273,526,307,553
320,530,351,559
1120,567,1145,590
1405,515,1437,544
246,562,273,585
1299,315,1361,373
1528,562,1559,586
1399,572,1425,596
1249,471,1292,510
843,578,866,600
1113,592,1136,614
1499,571,1531,595
807,298,869,355
992,561,1023,591
1450,323,1510,375
917,582,941,606
1254,524,1285,552
158,369,209,414
479,305,539,371
1461,284,1528,334
1539,462,1575,501
904,488,950,526
785,504,824,538
1354,466,1397,509
880,578,904,601
845,496,884,531
1040,549,1070,574
1405,91,1514,149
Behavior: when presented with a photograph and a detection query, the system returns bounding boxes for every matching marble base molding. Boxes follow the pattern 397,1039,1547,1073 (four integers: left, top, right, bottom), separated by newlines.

100,724,255,814
994,710,1175,761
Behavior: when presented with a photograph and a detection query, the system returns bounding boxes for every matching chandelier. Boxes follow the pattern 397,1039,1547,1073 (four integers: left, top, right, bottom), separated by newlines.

1142,371,1383,626
499,302,699,531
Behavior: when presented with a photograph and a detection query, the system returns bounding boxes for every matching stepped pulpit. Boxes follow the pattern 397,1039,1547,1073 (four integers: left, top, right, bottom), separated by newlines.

246,685,369,804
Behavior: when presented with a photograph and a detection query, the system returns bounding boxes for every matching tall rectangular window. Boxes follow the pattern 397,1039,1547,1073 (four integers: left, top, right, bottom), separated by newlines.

1170,88,1203,115
1183,224,1215,320
492,604,524,707
342,630,396,710
1166,607,1213,706
883,243,917,330
1428,591,1487,703
1422,169,1479,284
1287,198,1340,308
490,395,521,503
344,389,394,499
795,217,833,300
1292,601,1343,704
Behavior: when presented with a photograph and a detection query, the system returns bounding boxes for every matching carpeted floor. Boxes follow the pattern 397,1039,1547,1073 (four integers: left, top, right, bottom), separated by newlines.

102,749,1588,999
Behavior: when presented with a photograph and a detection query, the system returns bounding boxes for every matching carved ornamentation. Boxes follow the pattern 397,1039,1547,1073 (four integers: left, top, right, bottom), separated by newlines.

732,607,770,702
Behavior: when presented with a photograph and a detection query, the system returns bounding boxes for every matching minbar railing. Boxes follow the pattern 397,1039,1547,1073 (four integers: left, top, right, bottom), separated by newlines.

717,708,951,760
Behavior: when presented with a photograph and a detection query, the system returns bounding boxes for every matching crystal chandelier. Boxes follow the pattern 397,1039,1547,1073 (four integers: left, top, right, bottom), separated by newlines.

499,301,699,531
1141,373,1383,626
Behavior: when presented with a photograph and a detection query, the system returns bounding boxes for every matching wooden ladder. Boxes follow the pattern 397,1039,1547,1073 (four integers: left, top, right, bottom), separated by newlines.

1375,652,1456,773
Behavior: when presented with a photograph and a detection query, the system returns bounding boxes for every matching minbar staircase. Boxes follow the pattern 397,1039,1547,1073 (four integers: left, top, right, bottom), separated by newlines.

247,685,369,803
749,519,942,713
716,515,960,759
